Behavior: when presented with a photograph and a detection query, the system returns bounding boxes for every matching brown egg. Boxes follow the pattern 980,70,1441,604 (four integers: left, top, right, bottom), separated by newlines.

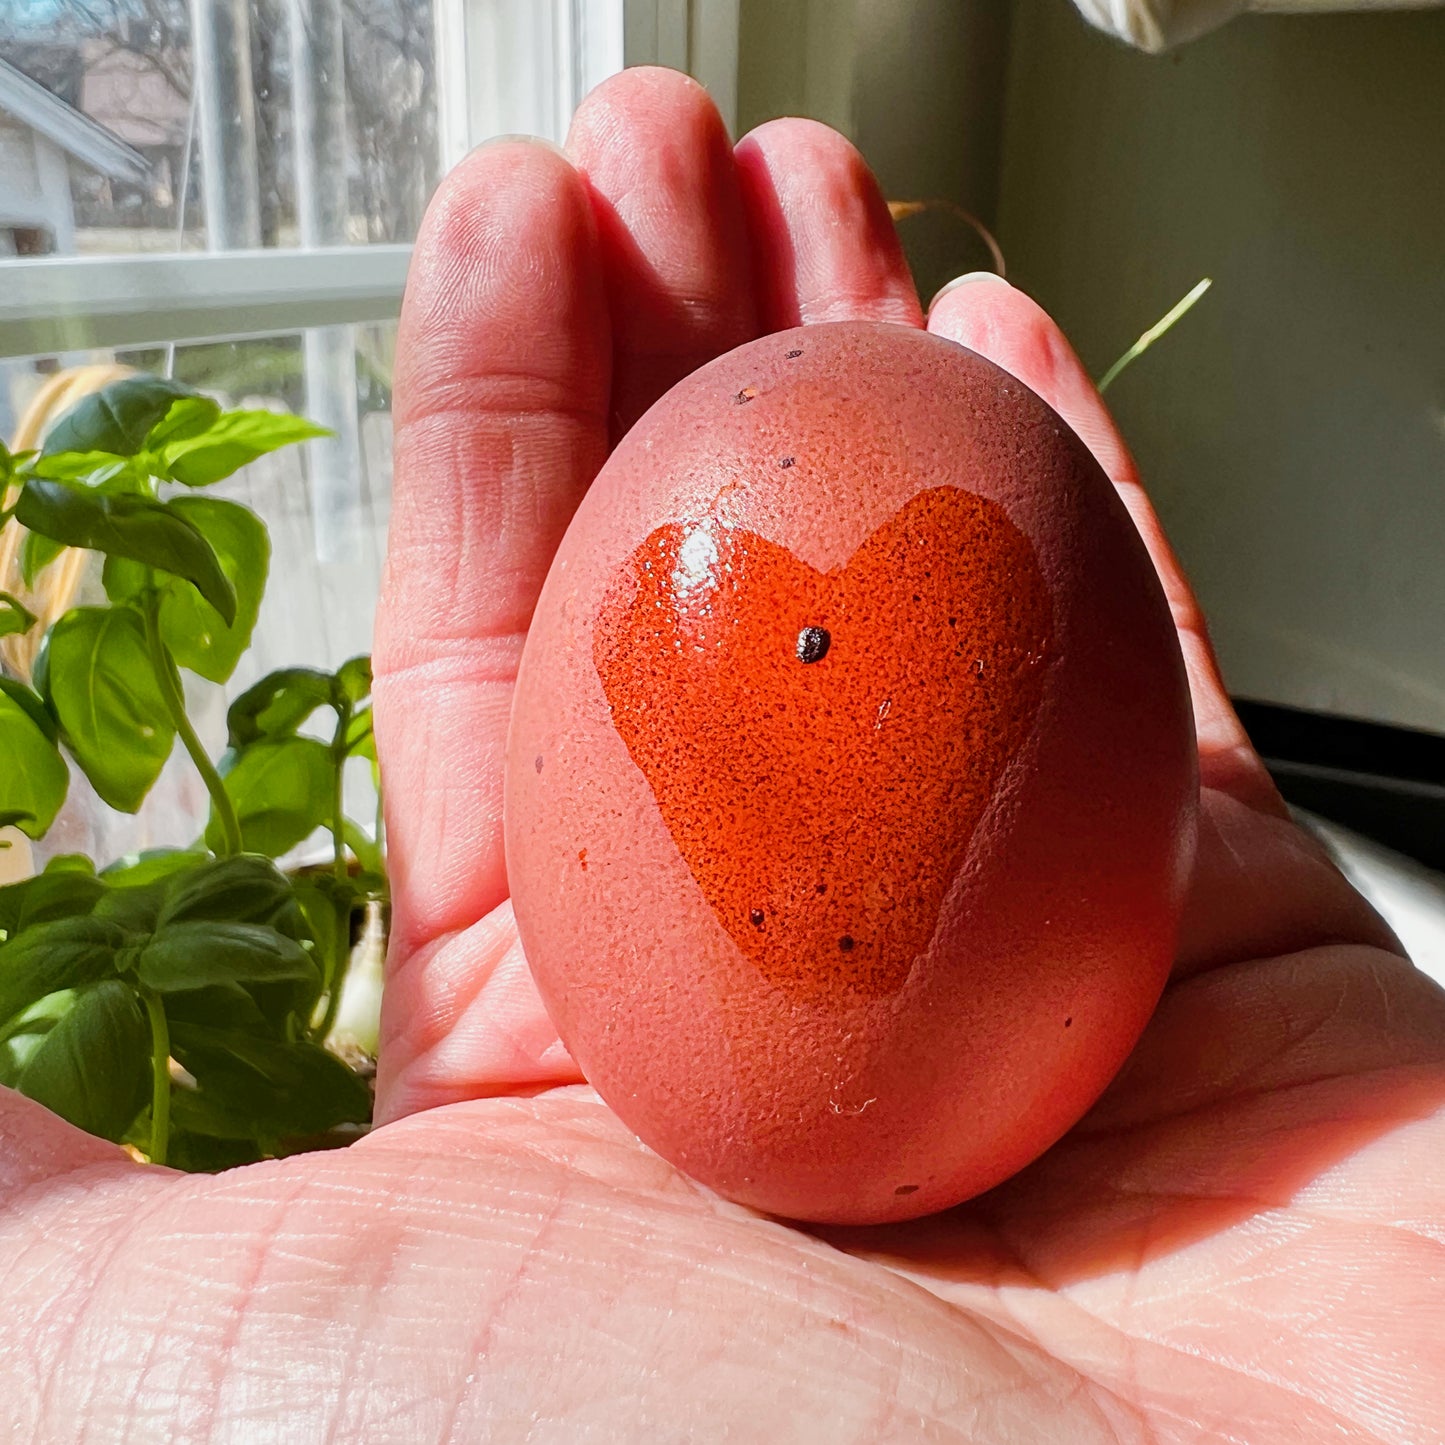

504,321,1196,1225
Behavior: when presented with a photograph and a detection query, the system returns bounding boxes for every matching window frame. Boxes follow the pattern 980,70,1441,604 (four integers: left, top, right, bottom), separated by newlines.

0,0,740,363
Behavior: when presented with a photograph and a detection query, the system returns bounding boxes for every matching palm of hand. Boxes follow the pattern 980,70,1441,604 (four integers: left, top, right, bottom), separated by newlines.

3,71,1442,1443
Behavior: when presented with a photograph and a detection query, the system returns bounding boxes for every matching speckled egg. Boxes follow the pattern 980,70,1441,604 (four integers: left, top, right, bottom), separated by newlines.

504,321,1196,1225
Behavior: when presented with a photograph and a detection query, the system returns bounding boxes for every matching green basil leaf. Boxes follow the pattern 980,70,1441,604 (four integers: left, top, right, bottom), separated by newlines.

206,738,333,857
0,685,68,838
101,848,208,889
43,606,177,813
0,591,37,638
169,1021,371,1139
0,916,128,1026
154,497,269,683
16,979,150,1142
42,375,204,458
343,704,374,760
137,921,317,993
91,879,169,934
0,990,75,1085
157,410,331,487
0,676,57,742
289,880,341,983
142,394,221,450
31,452,138,487
157,854,295,928
226,668,334,748
100,552,147,604
0,810,34,831
334,655,372,708
43,854,96,876
0,872,105,939
161,981,267,1032
15,483,236,624
103,499,266,684
163,1129,265,1172
19,530,65,586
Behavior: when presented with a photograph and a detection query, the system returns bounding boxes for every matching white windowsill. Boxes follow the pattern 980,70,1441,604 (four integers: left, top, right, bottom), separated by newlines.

0,246,413,358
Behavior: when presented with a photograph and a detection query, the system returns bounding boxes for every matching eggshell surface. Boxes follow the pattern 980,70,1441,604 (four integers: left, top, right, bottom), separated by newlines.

504,321,1197,1225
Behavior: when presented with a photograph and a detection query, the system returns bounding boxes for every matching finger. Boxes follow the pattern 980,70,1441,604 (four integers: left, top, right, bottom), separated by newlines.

374,904,582,1126
735,119,923,332
567,67,759,437
374,140,610,962
927,274,1275,811
0,1088,142,1198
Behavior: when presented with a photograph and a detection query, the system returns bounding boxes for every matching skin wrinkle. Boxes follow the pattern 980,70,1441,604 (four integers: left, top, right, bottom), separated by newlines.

160,1174,317,1445
977,1275,1379,1445
432,1189,570,1445
1120,1328,1397,1445
387,416,592,643
318,1221,413,1445
35,1211,165,1441
375,1138,1028,1433
1078,948,1442,1134
374,633,527,695
1069,1063,1445,1156
1175,795,1402,977
977,1178,1439,1437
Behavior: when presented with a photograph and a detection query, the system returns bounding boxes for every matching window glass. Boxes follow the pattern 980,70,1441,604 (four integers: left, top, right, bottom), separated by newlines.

2,323,392,868
0,0,438,255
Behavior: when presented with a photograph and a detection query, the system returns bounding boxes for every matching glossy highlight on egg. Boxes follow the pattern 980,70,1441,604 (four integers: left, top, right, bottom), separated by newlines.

504,321,1197,1225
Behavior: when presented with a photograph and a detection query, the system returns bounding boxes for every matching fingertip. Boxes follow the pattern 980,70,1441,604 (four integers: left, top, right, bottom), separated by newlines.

927,269,1009,314
928,274,1147,533
926,275,1086,419
414,133,583,268
397,136,601,426
735,118,922,331
568,65,724,151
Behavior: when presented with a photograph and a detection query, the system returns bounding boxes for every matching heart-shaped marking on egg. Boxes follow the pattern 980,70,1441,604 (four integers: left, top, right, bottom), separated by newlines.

593,485,1054,999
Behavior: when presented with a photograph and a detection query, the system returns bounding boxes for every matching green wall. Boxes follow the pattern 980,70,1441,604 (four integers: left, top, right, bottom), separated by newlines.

736,0,1012,301
998,0,1445,732
734,0,1445,733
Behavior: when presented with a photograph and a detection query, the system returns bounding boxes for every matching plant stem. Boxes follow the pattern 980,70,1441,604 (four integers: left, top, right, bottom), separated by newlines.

315,940,349,1044
1097,277,1212,395
142,594,242,857
141,987,171,1167
312,701,353,1045
331,701,350,885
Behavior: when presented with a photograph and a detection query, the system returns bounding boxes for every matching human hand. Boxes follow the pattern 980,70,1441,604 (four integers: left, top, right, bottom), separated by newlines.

3,68,1442,1442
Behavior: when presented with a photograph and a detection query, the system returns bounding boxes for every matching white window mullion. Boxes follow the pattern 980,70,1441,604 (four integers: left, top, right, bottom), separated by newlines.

624,0,737,136
434,0,625,171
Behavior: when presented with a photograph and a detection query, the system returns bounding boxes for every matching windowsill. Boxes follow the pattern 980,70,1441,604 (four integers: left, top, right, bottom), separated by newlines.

0,246,413,357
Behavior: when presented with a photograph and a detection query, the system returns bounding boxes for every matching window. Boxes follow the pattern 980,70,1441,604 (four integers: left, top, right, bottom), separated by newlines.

0,0,745,865
0,0,695,865
0,0,637,628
